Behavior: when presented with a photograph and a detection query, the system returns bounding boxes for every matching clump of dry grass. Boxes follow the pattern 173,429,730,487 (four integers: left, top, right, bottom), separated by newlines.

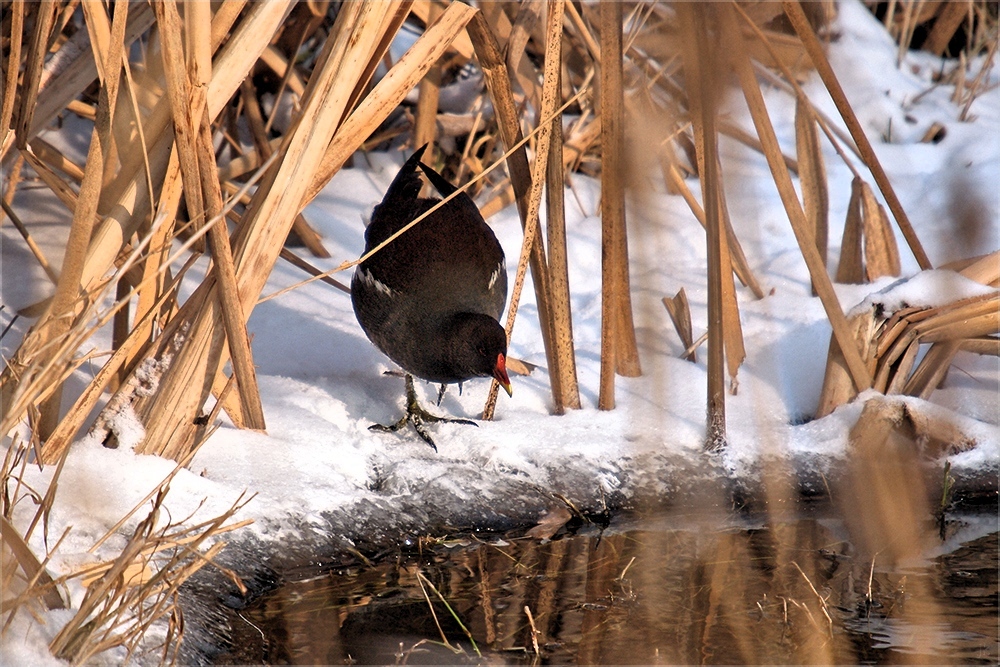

1,431,252,665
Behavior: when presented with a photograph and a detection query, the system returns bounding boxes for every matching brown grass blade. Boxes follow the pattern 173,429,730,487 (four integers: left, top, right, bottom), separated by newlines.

413,3,443,151
782,0,932,271
304,1,477,207
136,1,397,459
795,96,829,295
663,289,697,363
0,0,25,142
14,0,57,150
722,4,873,394
860,181,901,280
835,176,866,283
0,515,65,610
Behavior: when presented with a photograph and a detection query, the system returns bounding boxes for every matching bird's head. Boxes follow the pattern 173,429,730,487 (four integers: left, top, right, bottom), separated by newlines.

449,314,512,396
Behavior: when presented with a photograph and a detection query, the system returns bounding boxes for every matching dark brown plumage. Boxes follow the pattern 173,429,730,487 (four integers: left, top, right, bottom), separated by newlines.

352,145,511,448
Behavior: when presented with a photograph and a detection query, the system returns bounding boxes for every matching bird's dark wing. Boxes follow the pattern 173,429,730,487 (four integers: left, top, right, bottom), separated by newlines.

364,144,429,248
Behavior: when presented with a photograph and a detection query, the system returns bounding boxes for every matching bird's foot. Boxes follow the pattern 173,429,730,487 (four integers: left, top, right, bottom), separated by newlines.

369,375,477,451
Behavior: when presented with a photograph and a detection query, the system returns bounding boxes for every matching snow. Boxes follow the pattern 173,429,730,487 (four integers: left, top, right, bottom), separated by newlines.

850,269,997,316
2,2,998,664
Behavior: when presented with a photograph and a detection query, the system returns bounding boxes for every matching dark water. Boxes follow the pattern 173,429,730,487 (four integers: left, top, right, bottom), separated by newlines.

217,512,998,665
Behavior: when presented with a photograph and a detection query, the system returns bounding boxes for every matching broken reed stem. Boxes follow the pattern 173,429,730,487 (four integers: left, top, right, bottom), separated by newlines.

781,0,932,271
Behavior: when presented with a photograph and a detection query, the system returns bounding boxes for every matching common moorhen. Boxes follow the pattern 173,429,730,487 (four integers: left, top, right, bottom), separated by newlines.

352,145,512,450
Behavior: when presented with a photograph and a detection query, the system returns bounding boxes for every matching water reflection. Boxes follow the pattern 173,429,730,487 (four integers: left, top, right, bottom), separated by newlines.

218,514,997,665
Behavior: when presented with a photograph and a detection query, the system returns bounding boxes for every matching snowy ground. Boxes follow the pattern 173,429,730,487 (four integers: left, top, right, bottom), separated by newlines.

2,2,998,665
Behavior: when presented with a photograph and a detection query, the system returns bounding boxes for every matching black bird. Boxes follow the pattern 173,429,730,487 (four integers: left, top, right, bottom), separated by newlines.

352,145,512,449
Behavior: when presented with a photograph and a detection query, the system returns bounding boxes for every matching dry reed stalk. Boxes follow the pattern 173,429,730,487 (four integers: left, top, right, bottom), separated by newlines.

0,0,24,142
483,0,565,419
466,12,560,420
716,180,747,390
859,180,901,280
27,136,86,183
0,198,60,284
1,4,156,161
19,145,79,212
836,176,866,283
720,120,800,174
924,0,973,55
122,154,185,389
679,4,730,443
606,4,641,382
29,0,128,439
0,515,65,611
40,256,198,465
660,160,766,299
303,1,477,207
194,0,267,429
597,1,636,411
782,0,933,271
815,308,879,419
722,4,874,394
14,0,57,150
663,289,697,363
2,2,291,439
413,3,443,152
544,0,582,414
480,1,541,110
794,96,829,295
130,1,399,460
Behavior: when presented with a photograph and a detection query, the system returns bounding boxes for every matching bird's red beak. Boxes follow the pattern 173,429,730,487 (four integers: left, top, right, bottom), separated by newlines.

493,353,513,397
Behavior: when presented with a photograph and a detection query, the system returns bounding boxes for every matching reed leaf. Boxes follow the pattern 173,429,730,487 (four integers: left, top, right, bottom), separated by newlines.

782,0,932,271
